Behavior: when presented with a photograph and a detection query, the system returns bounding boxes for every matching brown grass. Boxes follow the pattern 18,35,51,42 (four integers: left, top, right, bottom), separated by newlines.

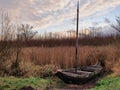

22,46,119,71
1,45,120,77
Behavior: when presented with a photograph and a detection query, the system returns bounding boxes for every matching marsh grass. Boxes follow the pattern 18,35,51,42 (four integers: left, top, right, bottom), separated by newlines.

22,46,119,71
0,76,52,90
0,45,120,77
92,75,120,90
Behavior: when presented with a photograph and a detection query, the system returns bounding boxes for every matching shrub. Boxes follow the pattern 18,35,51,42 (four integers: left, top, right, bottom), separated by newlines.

40,64,58,78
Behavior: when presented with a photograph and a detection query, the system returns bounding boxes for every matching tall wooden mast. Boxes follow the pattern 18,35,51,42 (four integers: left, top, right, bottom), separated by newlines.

75,0,79,72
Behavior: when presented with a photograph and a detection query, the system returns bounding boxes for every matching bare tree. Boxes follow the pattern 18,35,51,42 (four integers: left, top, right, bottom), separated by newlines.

17,24,38,41
112,16,120,33
11,24,37,76
11,30,22,76
0,11,14,63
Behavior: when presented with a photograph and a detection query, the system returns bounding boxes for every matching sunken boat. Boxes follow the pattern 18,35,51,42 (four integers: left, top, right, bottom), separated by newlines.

55,65,103,84
55,0,103,84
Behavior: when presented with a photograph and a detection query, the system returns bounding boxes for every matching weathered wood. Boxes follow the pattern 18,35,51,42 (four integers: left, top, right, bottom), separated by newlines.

55,65,103,84
75,0,80,72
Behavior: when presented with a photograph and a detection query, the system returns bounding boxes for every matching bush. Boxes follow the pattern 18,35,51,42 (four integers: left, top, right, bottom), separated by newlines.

16,61,57,77
40,64,58,78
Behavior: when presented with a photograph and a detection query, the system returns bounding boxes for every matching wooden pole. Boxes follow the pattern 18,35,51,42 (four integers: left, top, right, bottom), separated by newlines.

75,0,79,72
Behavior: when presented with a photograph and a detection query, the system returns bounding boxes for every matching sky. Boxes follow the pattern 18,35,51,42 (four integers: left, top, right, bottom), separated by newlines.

0,0,120,34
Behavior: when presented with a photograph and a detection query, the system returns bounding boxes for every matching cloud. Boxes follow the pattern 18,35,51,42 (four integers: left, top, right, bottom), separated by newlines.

73,0,120,19
0,0,120,30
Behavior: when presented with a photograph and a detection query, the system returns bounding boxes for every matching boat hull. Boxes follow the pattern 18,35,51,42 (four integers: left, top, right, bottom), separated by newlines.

55,66,103,84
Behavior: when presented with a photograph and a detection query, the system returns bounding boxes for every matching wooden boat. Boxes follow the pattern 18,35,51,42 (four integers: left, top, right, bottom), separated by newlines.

55,0,104,84
55,65,103,84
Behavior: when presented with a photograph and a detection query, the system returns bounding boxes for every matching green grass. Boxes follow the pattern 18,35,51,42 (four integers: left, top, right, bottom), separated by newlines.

55,79,66,88
92,76,120,90
0,76,52,90
3,75,120,90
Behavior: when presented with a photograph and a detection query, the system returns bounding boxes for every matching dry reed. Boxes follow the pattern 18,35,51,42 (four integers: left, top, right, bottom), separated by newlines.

22,46,119,71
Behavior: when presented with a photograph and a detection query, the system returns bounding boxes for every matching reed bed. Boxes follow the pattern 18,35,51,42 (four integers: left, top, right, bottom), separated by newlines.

22,46,119,71
1,45,120,77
